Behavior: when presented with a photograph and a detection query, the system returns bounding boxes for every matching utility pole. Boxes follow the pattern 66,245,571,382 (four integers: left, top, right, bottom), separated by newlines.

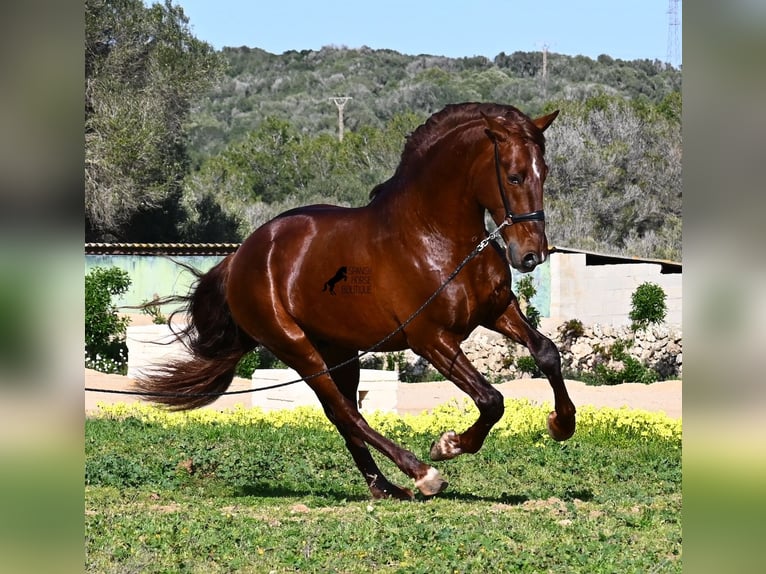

541,44,549,99
329,96,352,142
666,0,680,68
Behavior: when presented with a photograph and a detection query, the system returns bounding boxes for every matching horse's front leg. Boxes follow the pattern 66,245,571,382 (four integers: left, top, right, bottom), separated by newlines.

415,334,506,461
488,298,576,441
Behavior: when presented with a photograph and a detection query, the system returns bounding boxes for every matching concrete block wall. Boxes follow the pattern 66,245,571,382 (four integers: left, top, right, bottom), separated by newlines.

92,250,682,330
549,253,682,327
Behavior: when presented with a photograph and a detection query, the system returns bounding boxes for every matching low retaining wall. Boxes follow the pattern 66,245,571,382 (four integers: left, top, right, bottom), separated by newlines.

126,321,682,413
249,368,399,412
362,323,683,382
126,324,189,380
554,323,682,379
459,323,682,380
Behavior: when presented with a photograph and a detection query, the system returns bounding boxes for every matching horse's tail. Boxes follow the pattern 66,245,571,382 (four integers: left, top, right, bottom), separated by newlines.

134,254,257,411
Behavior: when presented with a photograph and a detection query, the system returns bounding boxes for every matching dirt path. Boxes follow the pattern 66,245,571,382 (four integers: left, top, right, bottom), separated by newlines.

85,369,681,419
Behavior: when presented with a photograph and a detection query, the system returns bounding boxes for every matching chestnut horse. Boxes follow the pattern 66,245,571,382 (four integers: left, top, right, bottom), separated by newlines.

136,102,576,499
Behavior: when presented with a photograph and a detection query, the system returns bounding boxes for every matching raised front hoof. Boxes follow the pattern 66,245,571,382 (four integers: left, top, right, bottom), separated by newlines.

547,411,576,441
429,430,462,461
415,468,449,497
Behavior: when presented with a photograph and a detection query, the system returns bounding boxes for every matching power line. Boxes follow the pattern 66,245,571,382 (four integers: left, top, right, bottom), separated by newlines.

666,0,681,68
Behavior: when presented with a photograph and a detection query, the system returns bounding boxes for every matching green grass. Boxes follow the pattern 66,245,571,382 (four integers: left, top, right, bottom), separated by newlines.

85,401,681,573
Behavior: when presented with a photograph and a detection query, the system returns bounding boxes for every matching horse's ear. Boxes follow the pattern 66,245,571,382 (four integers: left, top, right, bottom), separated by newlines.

532,110,559,132
481,112,508,142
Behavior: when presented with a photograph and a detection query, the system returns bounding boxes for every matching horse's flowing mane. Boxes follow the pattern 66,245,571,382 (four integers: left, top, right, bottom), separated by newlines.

370,102,546,199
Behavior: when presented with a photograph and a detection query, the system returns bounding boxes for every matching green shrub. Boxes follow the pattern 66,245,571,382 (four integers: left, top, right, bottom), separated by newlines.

559,318,585,340
515,355,541,377
629,282,667,332
387,351,406,372
85,267,131,374
359,353,385,370
235,347,287,379
235,350,260,378
501,343,517,370
514,275,541,328
584,338,658,386
399,359,445,383
257,347,286,370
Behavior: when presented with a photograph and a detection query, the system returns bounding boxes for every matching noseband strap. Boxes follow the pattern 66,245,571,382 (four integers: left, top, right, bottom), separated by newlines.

492,140,545,225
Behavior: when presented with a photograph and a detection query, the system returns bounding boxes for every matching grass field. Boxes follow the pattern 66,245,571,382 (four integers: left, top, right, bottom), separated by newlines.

85,400,681,573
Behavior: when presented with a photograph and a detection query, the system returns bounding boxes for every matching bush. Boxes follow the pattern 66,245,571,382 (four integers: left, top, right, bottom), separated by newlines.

235,347,287,378
514,275,541,329
559,318,585,340
399,355,445,383
387,351,407,373
515,355,541,377
85,267,131,374
584,338,658,386
557,318,584,353
629,282,667,332
235,350,260,378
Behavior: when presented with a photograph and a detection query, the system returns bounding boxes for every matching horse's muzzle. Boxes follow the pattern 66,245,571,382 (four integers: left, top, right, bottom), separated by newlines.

510,249,545,273
521,252,540,271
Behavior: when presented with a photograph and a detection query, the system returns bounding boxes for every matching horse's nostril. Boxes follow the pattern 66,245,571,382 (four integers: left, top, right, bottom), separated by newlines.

522,253,538,269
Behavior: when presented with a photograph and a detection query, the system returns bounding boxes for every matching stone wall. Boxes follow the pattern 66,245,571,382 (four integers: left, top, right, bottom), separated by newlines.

550,323,682,380
129,323,683,386
362,323,683,382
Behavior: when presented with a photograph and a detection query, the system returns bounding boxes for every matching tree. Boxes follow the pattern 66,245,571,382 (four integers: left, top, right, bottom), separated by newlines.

85,0,225,241
182,112,423,237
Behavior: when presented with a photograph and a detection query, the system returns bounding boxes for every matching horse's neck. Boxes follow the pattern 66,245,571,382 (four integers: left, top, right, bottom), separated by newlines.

374,174,486,246
404,137,489,240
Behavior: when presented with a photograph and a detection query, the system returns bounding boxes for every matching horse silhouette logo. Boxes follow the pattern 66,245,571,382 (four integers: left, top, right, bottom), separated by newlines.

322,266,347,295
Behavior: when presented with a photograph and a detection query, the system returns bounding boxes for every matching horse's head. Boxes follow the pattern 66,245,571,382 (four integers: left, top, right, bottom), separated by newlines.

479,109,559,273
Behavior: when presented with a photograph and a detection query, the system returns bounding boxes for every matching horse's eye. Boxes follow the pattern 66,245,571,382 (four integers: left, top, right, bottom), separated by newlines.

508,174,522,185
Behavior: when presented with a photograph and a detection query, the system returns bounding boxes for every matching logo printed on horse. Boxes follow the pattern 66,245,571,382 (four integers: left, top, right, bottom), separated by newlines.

322,266,373,295
322,266,348,295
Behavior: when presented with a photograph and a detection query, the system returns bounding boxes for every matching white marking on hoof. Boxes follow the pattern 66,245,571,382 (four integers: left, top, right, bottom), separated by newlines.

414,467,448,496
430,430,462,461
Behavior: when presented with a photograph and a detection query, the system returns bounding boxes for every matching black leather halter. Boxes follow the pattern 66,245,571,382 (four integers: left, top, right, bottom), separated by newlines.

493,140,545,224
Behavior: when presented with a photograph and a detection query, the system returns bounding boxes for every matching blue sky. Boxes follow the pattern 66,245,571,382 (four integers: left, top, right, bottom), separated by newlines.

170,0,682,67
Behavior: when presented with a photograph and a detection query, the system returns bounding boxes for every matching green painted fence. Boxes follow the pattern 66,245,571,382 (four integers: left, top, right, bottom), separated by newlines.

85,254,552,317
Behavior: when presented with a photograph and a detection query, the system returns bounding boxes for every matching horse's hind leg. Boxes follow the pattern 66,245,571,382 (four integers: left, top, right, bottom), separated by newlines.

248,316,447,497
316,344,414,500
489,298,576,441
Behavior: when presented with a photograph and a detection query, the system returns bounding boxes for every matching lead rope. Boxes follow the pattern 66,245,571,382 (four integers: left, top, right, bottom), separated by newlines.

85,221,512,398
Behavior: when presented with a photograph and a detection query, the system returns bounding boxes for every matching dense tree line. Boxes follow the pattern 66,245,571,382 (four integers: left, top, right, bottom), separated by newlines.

184,94,681,260
85,1,681,261
544,93,681,260
186,45,680,165
85,0,226,241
